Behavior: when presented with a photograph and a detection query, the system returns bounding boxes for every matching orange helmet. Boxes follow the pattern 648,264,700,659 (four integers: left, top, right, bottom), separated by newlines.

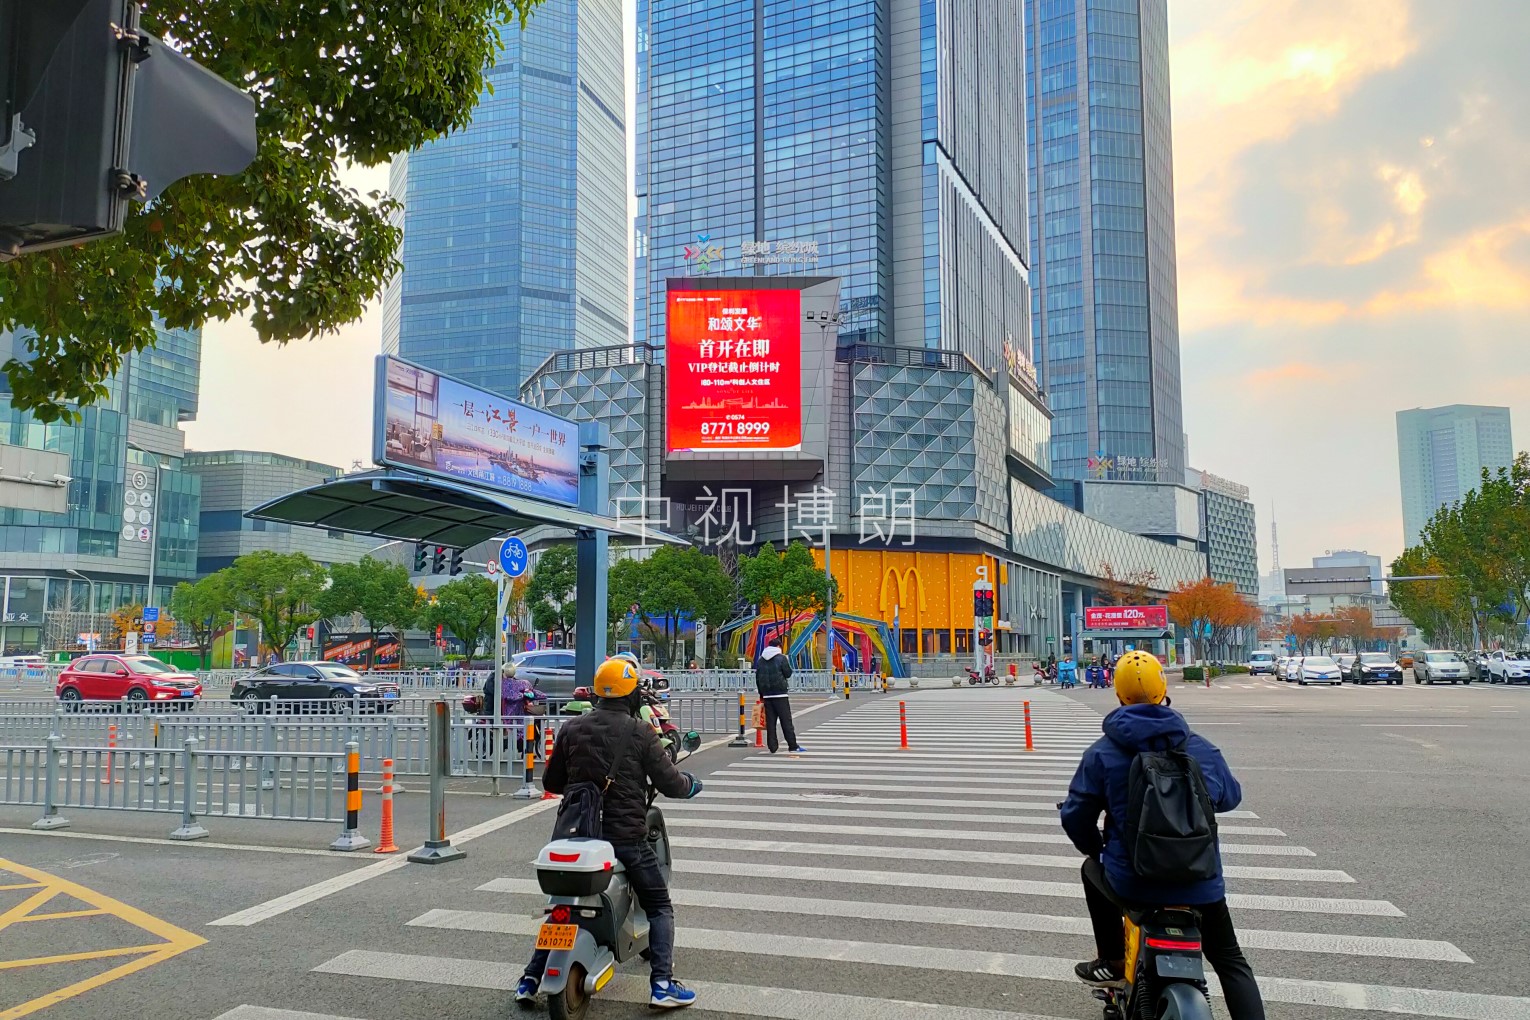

593,657,640,699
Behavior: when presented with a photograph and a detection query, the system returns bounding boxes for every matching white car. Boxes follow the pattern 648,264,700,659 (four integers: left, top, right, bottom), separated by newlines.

1414,650,1470,685
1281,657,1303,682
1297,655,1343,686
1483,649,1530,685
1248,651,1277,676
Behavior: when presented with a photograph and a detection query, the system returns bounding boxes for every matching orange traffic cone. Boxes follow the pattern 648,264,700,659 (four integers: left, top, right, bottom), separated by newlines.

374,758,399,854
753,699,764,749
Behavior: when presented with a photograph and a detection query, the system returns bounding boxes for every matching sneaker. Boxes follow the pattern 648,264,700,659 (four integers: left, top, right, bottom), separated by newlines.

1074,959,1125,987
649,979,697,1009
789,746,807,753
514,976,540,1007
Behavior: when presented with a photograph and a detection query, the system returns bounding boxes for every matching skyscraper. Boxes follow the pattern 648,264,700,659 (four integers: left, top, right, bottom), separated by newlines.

1024,0,1185,490
0,325,202,653
382,0,628,394
636,0,1030,369
1397,405,1514,547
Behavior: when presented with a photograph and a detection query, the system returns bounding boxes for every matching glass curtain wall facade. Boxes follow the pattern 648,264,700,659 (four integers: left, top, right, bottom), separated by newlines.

383,0,628,395
1396,405,1514,547
0,323,203,652
640,0,1028,371
1024,0,1184,491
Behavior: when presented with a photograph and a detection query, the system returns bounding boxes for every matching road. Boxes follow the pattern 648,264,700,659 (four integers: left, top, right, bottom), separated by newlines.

1,680,1527,1020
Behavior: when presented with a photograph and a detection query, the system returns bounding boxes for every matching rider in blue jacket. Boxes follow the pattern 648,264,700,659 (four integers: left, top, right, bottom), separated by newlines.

1058,650,1266,1020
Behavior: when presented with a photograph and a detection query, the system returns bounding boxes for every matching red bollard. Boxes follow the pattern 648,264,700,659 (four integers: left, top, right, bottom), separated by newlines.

899,700,910,750
1023,700,1034,752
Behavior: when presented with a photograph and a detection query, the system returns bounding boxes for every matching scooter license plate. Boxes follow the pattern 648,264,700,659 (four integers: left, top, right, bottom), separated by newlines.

535,923,579,950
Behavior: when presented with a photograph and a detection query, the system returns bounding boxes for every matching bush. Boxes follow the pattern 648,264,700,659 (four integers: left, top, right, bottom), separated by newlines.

1182,666,1205,682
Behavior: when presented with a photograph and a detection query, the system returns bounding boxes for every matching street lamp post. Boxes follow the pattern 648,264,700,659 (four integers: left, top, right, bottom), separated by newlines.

808,310,844,670
65,568,97,651
125,442,165,610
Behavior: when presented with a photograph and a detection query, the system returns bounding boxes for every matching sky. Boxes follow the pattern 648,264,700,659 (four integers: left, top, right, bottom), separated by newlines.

182,0,1530,574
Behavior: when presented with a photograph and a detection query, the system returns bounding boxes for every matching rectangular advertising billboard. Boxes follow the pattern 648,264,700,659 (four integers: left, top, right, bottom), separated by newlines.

1084,605,1170,631
374,355,580,507
666,288,802,453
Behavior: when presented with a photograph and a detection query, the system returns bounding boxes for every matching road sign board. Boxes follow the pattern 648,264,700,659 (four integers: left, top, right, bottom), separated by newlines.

142,634,156,645
143,621,156,634
143,607,159,622
499,537,529,577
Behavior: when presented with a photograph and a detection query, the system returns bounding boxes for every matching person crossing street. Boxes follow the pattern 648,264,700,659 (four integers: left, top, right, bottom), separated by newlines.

754,637,805,754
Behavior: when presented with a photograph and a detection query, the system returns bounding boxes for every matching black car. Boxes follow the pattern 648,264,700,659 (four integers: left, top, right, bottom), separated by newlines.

1349,652,1402,685
232,661,402,712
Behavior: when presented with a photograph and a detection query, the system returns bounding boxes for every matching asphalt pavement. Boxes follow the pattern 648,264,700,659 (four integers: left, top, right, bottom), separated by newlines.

2,679,1528,1020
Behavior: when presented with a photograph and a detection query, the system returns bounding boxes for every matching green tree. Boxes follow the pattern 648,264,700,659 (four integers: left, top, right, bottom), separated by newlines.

420,574,498,667
739,541,837,635
623,547,735,667
318,556,423,669
224,551,328,658
170,574,233,669
0,0,548,422
527,544,578,645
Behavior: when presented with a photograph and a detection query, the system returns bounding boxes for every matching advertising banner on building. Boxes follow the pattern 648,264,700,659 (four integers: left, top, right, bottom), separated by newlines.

1084,605,1170,631
374,355,580,507
666,288,802,452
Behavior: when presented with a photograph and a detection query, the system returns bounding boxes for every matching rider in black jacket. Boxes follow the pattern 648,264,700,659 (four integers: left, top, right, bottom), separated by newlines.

516,657,702,1011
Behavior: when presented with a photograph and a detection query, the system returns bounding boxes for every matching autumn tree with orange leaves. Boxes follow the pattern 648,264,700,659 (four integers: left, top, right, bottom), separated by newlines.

1166,577,1260,662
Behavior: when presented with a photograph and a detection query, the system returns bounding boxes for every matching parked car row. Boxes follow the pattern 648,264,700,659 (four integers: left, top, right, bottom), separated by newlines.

1269,653,1404,686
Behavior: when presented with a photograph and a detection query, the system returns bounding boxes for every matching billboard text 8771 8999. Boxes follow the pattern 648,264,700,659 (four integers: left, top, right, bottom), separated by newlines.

666,289,802,453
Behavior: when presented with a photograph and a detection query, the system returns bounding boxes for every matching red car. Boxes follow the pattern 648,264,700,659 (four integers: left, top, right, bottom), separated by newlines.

56,653,203,709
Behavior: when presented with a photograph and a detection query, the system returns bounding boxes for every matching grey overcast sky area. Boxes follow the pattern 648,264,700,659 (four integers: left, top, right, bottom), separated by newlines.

181,0,1530,574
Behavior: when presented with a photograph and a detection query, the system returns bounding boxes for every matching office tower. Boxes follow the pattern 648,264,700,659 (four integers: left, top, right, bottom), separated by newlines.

0,326,203,653
1397,405,1514,547
1024,0,1185,489
636,0,1031,369
382,0,628,393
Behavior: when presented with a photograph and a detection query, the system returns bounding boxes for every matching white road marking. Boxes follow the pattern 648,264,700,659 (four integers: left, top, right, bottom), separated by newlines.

704,778,1073,796
677,859,1400,914
476,879,1459,961
356,922,1503,1016
660,801,1284,835
0,827,377,859
669,836,1348,881
729,761,1079,778
716,770,1068,787
1359,723,1467,728
213,1010,365,1020
311,950,1079,1020
665,817,1312,856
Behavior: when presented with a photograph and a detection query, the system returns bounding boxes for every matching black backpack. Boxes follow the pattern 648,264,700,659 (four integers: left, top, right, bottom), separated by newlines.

479,675,497,717
550,717,637,841
1122,742,1220,883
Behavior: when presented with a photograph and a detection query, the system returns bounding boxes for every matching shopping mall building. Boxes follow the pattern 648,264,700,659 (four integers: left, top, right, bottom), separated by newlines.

522,275,1205,670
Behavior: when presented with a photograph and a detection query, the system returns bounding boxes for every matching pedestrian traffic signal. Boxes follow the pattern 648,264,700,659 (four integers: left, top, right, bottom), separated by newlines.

431,546,446,574
0,0,257,258
978,629,993,648
449,549,464,576
412,542,429,572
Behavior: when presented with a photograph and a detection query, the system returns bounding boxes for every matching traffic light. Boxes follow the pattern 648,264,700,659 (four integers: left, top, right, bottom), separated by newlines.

0,0,257,258
973,587,994,619
431,545,446,574
449,548,464,576
978,629,994,648
412,542,429,572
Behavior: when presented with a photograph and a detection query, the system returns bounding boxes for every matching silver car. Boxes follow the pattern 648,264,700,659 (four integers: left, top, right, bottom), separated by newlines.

1414,650,1469,685
512,649,578,698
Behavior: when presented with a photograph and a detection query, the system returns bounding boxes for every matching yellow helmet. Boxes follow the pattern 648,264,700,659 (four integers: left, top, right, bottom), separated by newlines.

1114,650,1167,706
593,657,640,699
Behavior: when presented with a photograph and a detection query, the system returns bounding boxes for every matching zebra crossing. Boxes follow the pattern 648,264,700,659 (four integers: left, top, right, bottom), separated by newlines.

212,688,1528,1020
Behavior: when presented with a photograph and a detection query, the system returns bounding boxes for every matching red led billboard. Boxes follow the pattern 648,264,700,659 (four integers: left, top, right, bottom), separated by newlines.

1083,605,1170,631
666,288,802,452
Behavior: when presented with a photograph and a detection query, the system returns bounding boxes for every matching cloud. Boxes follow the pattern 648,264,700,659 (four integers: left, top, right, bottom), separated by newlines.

1173,0,1530,569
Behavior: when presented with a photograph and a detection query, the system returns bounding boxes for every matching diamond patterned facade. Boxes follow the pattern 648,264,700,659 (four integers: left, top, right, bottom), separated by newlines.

851,362,1008,536
1010,480,1204,587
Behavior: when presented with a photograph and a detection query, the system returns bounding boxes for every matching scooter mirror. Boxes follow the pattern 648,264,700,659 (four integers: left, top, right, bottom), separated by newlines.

682,731,701,752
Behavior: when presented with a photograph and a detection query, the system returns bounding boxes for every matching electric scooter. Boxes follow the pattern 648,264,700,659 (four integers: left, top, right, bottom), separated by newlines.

532,731,703,1020
1083,874,1214,1020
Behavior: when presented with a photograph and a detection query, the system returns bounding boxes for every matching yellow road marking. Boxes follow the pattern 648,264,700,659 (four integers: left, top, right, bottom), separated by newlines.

0,944,164,971
0,858,206,1020
0,883,43,892
14,909,107,923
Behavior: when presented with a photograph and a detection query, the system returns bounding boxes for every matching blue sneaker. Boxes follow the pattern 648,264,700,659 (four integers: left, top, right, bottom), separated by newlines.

514,976,539,1008
789,746,807,753
649,979,697,1009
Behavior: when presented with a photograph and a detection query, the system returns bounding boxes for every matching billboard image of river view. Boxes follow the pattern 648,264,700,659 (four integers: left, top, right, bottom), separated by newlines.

375,356,580,507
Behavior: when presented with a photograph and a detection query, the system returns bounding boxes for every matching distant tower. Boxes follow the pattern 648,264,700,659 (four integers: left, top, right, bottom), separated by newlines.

1270,503,1281,584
